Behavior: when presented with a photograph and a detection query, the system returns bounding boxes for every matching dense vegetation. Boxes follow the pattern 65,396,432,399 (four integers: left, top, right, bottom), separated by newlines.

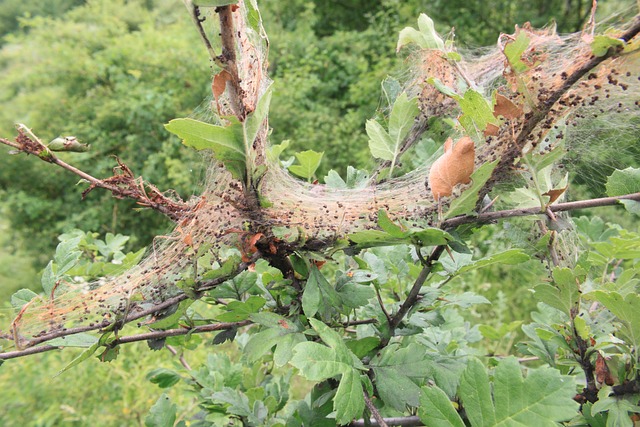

0,1,638,426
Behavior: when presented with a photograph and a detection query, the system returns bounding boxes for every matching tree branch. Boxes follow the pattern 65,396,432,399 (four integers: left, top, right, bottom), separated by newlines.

363,390,388,427
385,245,446,341
442,192,640,228
10,261,250,349
1,129,190,222
0,320,252,361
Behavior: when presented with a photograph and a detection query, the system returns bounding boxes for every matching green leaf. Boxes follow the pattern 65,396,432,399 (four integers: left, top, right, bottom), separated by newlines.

334,368,365,425
10,288,38,309
217,295,266,322
41,261,56,297
444,159,500,219
491,357,578,425
324,166,369,189
419,386,465,427
302,266,342,320
145,394,177,427
606,168,640,214
591,35,625,57
457,89,500,137
397,13,445,51
288,150,324,180
55,340,102,377
367,92,419,176
267,140,290,163
427,77,458,98
606,167,640,196
504,31,532,73
366,119,395,161
533,267,581,315
593,291,640,349
146,300,193,330
146,368,182,388
47,333,99,348
454,249,530,275
372,344,430,410
345,337,380,359
165,118,245,180
459,358,497,427
290,342,349,380
377,210,406,238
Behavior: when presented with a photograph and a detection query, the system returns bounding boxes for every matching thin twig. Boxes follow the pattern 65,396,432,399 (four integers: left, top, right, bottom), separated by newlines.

0,320,252,361
442,192,640,228
386,245,447,341
374,285,392,327
363,390,388,427
166,344,192,371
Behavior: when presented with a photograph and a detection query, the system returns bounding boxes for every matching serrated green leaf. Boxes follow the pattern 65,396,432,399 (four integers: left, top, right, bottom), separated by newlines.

367,119,395,161
455,249,530,275
55,340,102,377
345,337,380,359
288,150,323,180
290,341,348,380
146,300,193,330
504,31,532,73
334,368,365,425
324,166,369,190
10,288,38,309
302,267,342,321
217,295,266,322
533,267,581,315
444,159,500,219
411,228,454,247
165,118,245,180
457,89,500,137
492,357,578,425
47,333,99,348
145,394,177,427
267,140,290,163
273,332,306,367
41,260,56,297
244,327,281,363
146,368,182,388
459,358,496,427
397,13,445,51
377,209,406,238
593,291,640,349
606,167,640,195
372,344,430,410
419,386,466,427
591,35,625,57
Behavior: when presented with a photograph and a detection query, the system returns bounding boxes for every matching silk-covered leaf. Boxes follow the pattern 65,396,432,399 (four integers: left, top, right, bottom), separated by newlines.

288,150,323,180
504,30,532,73
444,159,500,219
397,13,445,51
533,267,581,315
